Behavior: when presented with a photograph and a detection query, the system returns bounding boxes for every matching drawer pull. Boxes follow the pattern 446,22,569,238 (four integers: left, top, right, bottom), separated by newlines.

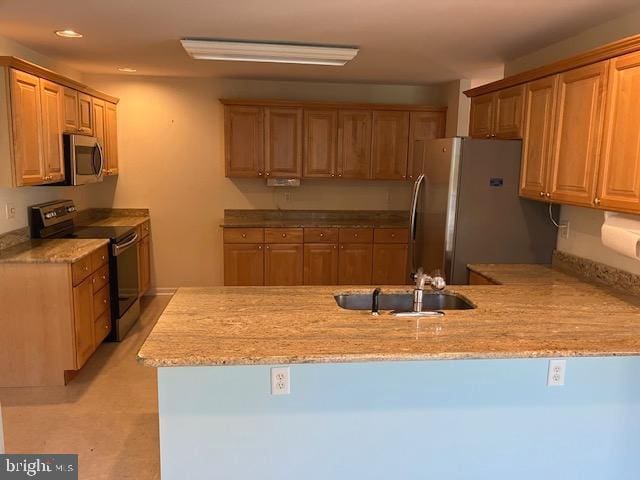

241,233,247,238
281,233,287,238
103,299,107,304
92,278,96,283
102,275,106,281
84,265,89,271
319,233,324,237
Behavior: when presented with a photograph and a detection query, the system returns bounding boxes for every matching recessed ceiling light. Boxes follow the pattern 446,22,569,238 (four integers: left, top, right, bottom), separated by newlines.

55,29,83,38
180,39,358,66
118,67,137,73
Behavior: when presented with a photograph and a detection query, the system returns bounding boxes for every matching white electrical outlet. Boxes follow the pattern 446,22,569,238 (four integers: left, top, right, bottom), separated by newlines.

547,359,566,387
271,366,290,395
559,220,570,239
5,202,16,220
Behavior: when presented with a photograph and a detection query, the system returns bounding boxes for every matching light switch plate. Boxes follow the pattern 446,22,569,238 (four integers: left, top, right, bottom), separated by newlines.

4,202,16,220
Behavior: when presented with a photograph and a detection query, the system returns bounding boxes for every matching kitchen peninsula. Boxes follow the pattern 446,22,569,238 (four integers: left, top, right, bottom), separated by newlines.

139,257,640,480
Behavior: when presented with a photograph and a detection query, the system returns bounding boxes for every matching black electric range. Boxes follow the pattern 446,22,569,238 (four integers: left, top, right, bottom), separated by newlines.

28,199,141,341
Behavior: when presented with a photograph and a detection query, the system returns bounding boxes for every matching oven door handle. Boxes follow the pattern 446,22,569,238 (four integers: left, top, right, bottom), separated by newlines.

113,232,139,256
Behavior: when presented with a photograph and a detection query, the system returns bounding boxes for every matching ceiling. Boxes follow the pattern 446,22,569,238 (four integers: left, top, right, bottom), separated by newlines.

0,0,638,84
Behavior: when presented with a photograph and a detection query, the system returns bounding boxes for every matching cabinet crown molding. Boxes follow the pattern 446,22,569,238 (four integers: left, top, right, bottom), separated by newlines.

464,32,640,98
0,56,119,104
219,98,446,112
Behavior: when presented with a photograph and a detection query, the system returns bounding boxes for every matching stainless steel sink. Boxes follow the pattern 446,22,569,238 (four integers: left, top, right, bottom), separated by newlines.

334,292,475,311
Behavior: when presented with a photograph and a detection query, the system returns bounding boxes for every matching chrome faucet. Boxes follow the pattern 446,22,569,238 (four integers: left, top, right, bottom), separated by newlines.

412,269,446,312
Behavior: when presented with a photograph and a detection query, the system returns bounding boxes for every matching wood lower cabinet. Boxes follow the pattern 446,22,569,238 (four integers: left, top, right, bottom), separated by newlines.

371,110,409,180
407,111,446,180
372,244,408,285
338,243,373,285
597,51,640,213
303,109,337,178
73,276,95,368
225,105,264,178
547,62,607,206
304,244,339,285
224,244,264,286
264,107,302,178
519,76,558,200
265,244,303,285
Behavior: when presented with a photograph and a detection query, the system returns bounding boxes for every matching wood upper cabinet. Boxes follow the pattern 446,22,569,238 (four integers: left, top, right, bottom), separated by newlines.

264,243,303,285
303,109,337,178
372,243,408,285
337,109,372,179
223,243,264,286
264,107,303,178
371,110,410,180
547,62,608,206
407,111,446,180
469,93,494,138
63,87,79,133
519,76,558,200
303,243,339,285
73,276,95,369
225,105,264,178
597,52,640,213
10,69,44,185
78,93,93,135
338,243,373,285
39,79,65,183
469,87,524,139
104,102,118,175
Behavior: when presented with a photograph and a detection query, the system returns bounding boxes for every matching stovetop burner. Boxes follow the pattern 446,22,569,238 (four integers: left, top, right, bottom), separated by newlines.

68,225,137,243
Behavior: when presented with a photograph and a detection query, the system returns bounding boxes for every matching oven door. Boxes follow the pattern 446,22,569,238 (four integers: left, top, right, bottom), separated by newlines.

111,232,140,318
66,134,104,185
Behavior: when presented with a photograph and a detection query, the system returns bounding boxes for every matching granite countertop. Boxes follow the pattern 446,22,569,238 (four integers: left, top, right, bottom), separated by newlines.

137,279,640,367
79,215,149,228
467,264,584,285
0,238,109,264
221,209,409,228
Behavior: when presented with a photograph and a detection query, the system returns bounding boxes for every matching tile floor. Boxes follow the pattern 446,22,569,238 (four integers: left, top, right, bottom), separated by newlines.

0,295,171,480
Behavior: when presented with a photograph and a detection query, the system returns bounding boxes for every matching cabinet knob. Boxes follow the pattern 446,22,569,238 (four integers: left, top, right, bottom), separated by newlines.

84,265,89,271
257,171,263,176
281,233,286,238
391,233,395,238
594,198,601,206
354,233,358,238
258,245,262,250
545,192,551,198
338,174,342,177
265,172,270,177
331,174,335,177
539,191,545,197
485,134,491,139
92,278,96,283
241,233,247,238
319,233,324,237
102,275,106,280
266,245,270,249
103,299,107,304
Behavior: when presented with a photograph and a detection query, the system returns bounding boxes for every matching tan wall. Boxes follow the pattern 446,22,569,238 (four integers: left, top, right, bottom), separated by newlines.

504,7,640,274
75,75,448,290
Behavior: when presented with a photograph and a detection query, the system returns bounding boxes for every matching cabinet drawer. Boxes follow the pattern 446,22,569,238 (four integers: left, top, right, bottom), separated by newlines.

304,228,338,243
223,228,264,243
91,245,109,270
140,220,151,238
93,310,111,345
339,228,373,244
92,264,110,293
93,284,110,320
72,255,93,286
374,228,409,243
265,228,303,244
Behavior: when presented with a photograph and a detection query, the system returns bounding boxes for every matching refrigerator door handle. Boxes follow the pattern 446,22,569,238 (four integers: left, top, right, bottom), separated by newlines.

408,174,425,275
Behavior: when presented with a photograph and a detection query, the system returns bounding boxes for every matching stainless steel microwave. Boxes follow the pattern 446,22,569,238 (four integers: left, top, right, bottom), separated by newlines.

62,134,104,185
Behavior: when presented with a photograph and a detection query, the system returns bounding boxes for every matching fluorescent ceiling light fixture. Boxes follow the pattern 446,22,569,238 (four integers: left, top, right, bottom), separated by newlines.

118,67,137,73
55,29,83,38
180,39,358,66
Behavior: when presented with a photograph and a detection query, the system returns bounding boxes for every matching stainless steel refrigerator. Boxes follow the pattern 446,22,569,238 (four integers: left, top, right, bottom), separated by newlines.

408,137,558,284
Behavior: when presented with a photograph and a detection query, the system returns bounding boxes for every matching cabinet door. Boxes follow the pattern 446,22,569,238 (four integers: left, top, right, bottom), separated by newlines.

303,109,337,178
73,276,95,369
371,110,410,180
105,102,118,175
494,86,524,139
10,69,44,186
223,244,264,286
63,87,79,133
92,97,107,174
264,244,303,286
39,79,65,183
547,62,607,206
304,244,339,285
407,111,446,180
337,110,372,179
598,53,640,213
338,244,373,285
138,236,151,295
78,93,93,135
372,244,408,285
264,107,302,178
225,105,264,178
519,76,558,200
469,93,494,138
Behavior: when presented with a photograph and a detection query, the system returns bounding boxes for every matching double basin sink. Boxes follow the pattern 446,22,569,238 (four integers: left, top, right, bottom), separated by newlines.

334,291,475,312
